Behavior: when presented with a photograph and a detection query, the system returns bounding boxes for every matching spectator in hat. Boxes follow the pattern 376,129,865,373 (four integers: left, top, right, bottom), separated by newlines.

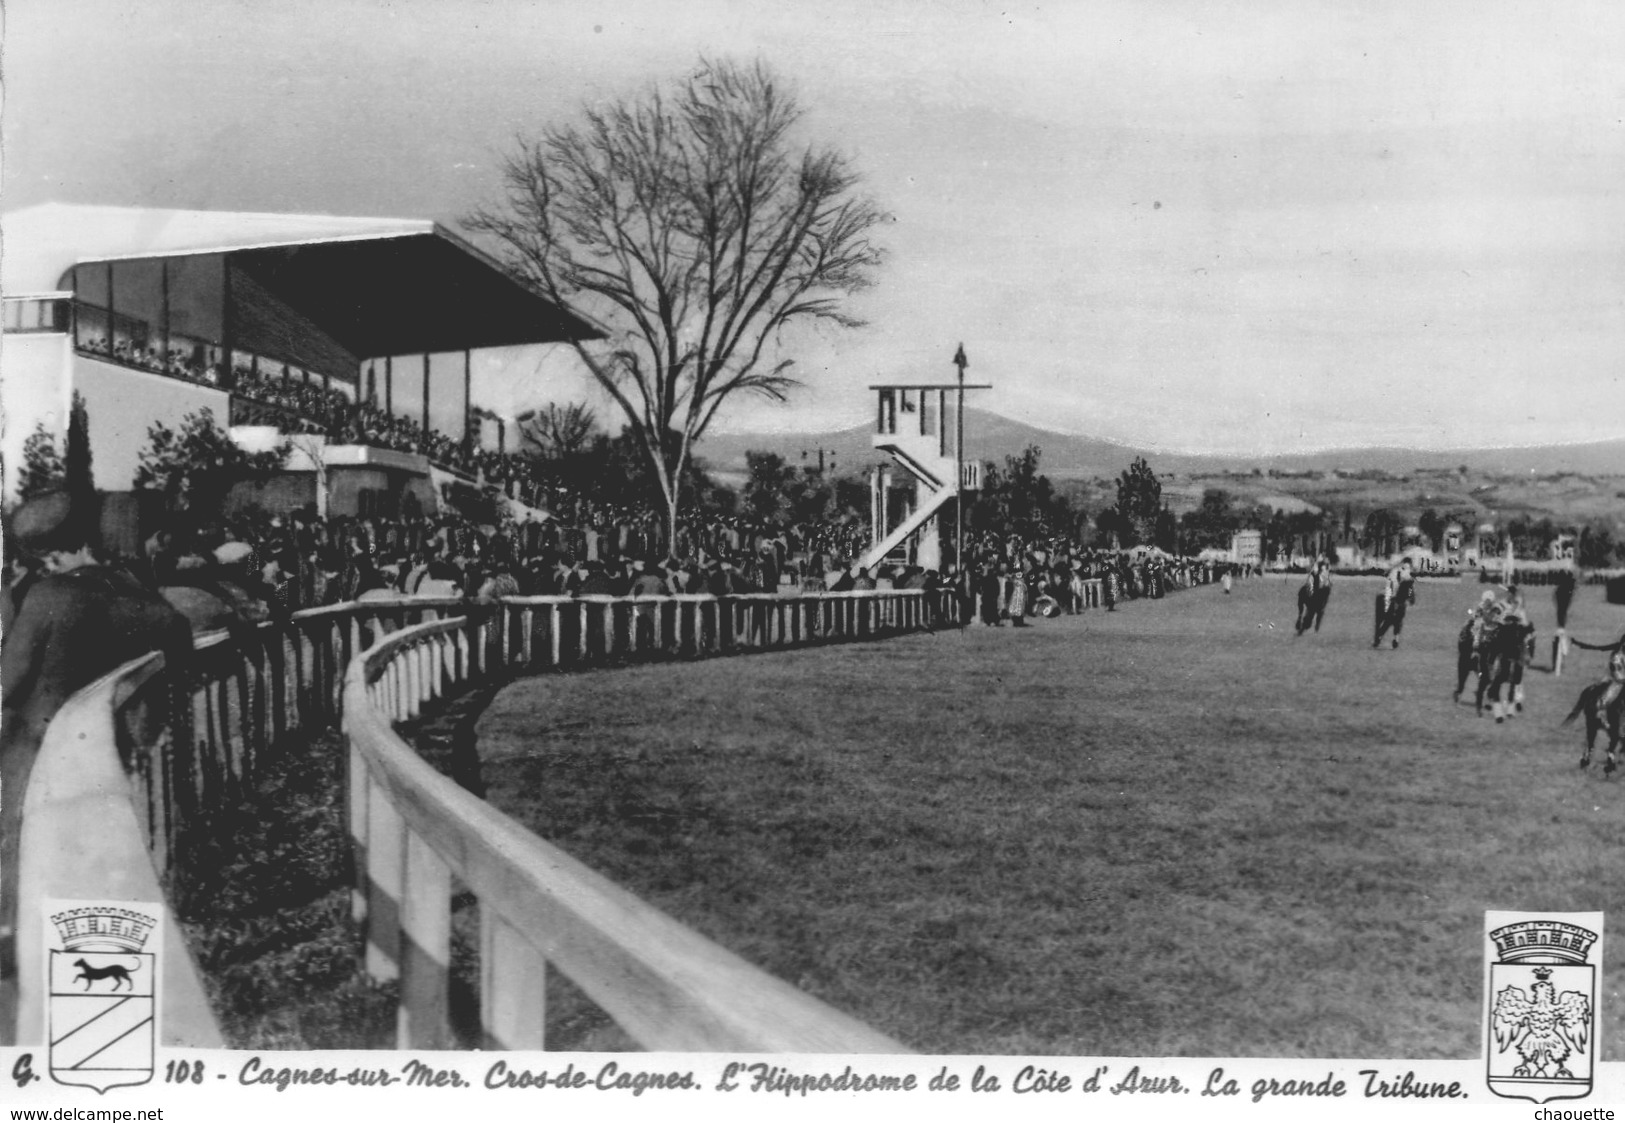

1,492,193,1024
627,559,668,650
664,556,695,594
704,557,732,597
977,563,1002,626
1,552,41,640
577,561,615,597
629,558,669,600
756,544,780,593
476,565,522,601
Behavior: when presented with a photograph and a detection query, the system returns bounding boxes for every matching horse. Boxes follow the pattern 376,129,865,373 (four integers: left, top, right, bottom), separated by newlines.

1295,574,1332,636
1566,680,1625,776
1372,576,1415,648
1475,617,1532,721
1453,614,1482,702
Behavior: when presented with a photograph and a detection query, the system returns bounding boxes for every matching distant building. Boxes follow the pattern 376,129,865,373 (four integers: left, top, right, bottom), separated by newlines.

1231,529,1263,567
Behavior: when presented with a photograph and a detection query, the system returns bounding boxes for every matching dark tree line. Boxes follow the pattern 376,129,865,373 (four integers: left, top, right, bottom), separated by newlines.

968,445,1088,542
740,450,868,529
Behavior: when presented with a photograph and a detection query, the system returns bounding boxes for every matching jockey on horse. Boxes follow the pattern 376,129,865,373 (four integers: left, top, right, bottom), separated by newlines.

1454,589,1497,702
1568,642,1625,775
1474,584,1534,721
1295,556,1333,636
1569,626,1625,716
1372,558,1416,649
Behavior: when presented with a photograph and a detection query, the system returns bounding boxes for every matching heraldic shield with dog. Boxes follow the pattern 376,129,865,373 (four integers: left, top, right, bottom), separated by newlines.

1484,912,1602,1104
46,903,160,1093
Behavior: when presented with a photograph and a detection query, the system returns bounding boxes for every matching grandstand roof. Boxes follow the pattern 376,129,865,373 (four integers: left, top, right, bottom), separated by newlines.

1,202,600,355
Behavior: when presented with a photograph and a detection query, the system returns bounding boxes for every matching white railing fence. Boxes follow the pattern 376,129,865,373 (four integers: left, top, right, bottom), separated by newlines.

14,588,964,1048
347,613,911,1050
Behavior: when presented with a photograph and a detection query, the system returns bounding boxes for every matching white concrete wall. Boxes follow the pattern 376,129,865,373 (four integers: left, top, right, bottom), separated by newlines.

71,355,230,492
1,332,72,501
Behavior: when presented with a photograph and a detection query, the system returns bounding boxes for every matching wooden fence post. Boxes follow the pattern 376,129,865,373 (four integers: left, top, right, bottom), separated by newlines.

365,782,406,982
479,909,547,1050
399,831,452,1048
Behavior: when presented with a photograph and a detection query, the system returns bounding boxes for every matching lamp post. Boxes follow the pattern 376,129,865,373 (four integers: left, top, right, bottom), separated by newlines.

953,343,968,571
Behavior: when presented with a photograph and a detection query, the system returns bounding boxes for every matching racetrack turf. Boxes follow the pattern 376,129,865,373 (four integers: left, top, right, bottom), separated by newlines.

475,575,1625,1056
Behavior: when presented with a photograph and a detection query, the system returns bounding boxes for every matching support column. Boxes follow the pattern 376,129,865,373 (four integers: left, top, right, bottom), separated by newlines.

106,261,116,357
463,350,473,449
870,469,885,549
220,259,235,388
159,259,170,370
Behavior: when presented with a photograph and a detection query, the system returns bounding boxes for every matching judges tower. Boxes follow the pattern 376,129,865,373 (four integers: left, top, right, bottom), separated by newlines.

859,344,989,571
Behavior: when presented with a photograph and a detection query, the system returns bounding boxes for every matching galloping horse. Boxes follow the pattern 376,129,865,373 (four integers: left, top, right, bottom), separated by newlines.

1372,565,1416,649
1295,563,1332,636
1476,614,1533,721
1567,673,1625,776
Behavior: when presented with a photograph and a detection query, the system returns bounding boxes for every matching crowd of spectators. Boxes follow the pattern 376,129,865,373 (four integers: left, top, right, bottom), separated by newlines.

60,333,1231,628
116,502,885,627
230,365,348,432
78,333,224,386
955,530,1229,625
45,486,1231,639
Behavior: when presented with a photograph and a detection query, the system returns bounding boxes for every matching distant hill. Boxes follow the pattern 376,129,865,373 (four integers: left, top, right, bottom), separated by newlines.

695,410,1217,481
695,409,1625,481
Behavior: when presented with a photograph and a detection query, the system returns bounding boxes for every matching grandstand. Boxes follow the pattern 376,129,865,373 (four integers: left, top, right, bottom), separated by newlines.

0,203,598,515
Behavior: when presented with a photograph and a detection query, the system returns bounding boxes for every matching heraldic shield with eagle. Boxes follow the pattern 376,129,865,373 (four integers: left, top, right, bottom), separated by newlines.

1485,912,1602,1104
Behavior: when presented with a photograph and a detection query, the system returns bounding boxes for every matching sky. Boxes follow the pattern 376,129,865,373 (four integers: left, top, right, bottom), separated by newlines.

5,0,1623,455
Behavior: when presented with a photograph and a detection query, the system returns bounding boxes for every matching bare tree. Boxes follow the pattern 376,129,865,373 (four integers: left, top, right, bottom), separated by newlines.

519,401,599,459
467,57,887,548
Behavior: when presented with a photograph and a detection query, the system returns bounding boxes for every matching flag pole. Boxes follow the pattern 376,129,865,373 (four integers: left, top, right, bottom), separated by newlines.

953,343,968,572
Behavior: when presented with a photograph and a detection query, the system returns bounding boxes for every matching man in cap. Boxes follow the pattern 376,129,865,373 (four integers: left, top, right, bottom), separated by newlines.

0,492,193,1030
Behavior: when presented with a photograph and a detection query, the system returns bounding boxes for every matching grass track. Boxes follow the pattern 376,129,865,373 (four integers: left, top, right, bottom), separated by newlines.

476,576,1625,1056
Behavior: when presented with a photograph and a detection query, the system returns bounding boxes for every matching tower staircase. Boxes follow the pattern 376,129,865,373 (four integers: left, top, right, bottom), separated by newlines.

857,357,989,572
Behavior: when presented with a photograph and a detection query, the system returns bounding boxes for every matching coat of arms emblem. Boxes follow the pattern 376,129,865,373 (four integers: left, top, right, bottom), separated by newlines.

1484,913,1601,1104
47,904,160,1093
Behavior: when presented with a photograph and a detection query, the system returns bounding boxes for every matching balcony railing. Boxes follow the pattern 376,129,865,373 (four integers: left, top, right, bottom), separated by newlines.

1,295,71,333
